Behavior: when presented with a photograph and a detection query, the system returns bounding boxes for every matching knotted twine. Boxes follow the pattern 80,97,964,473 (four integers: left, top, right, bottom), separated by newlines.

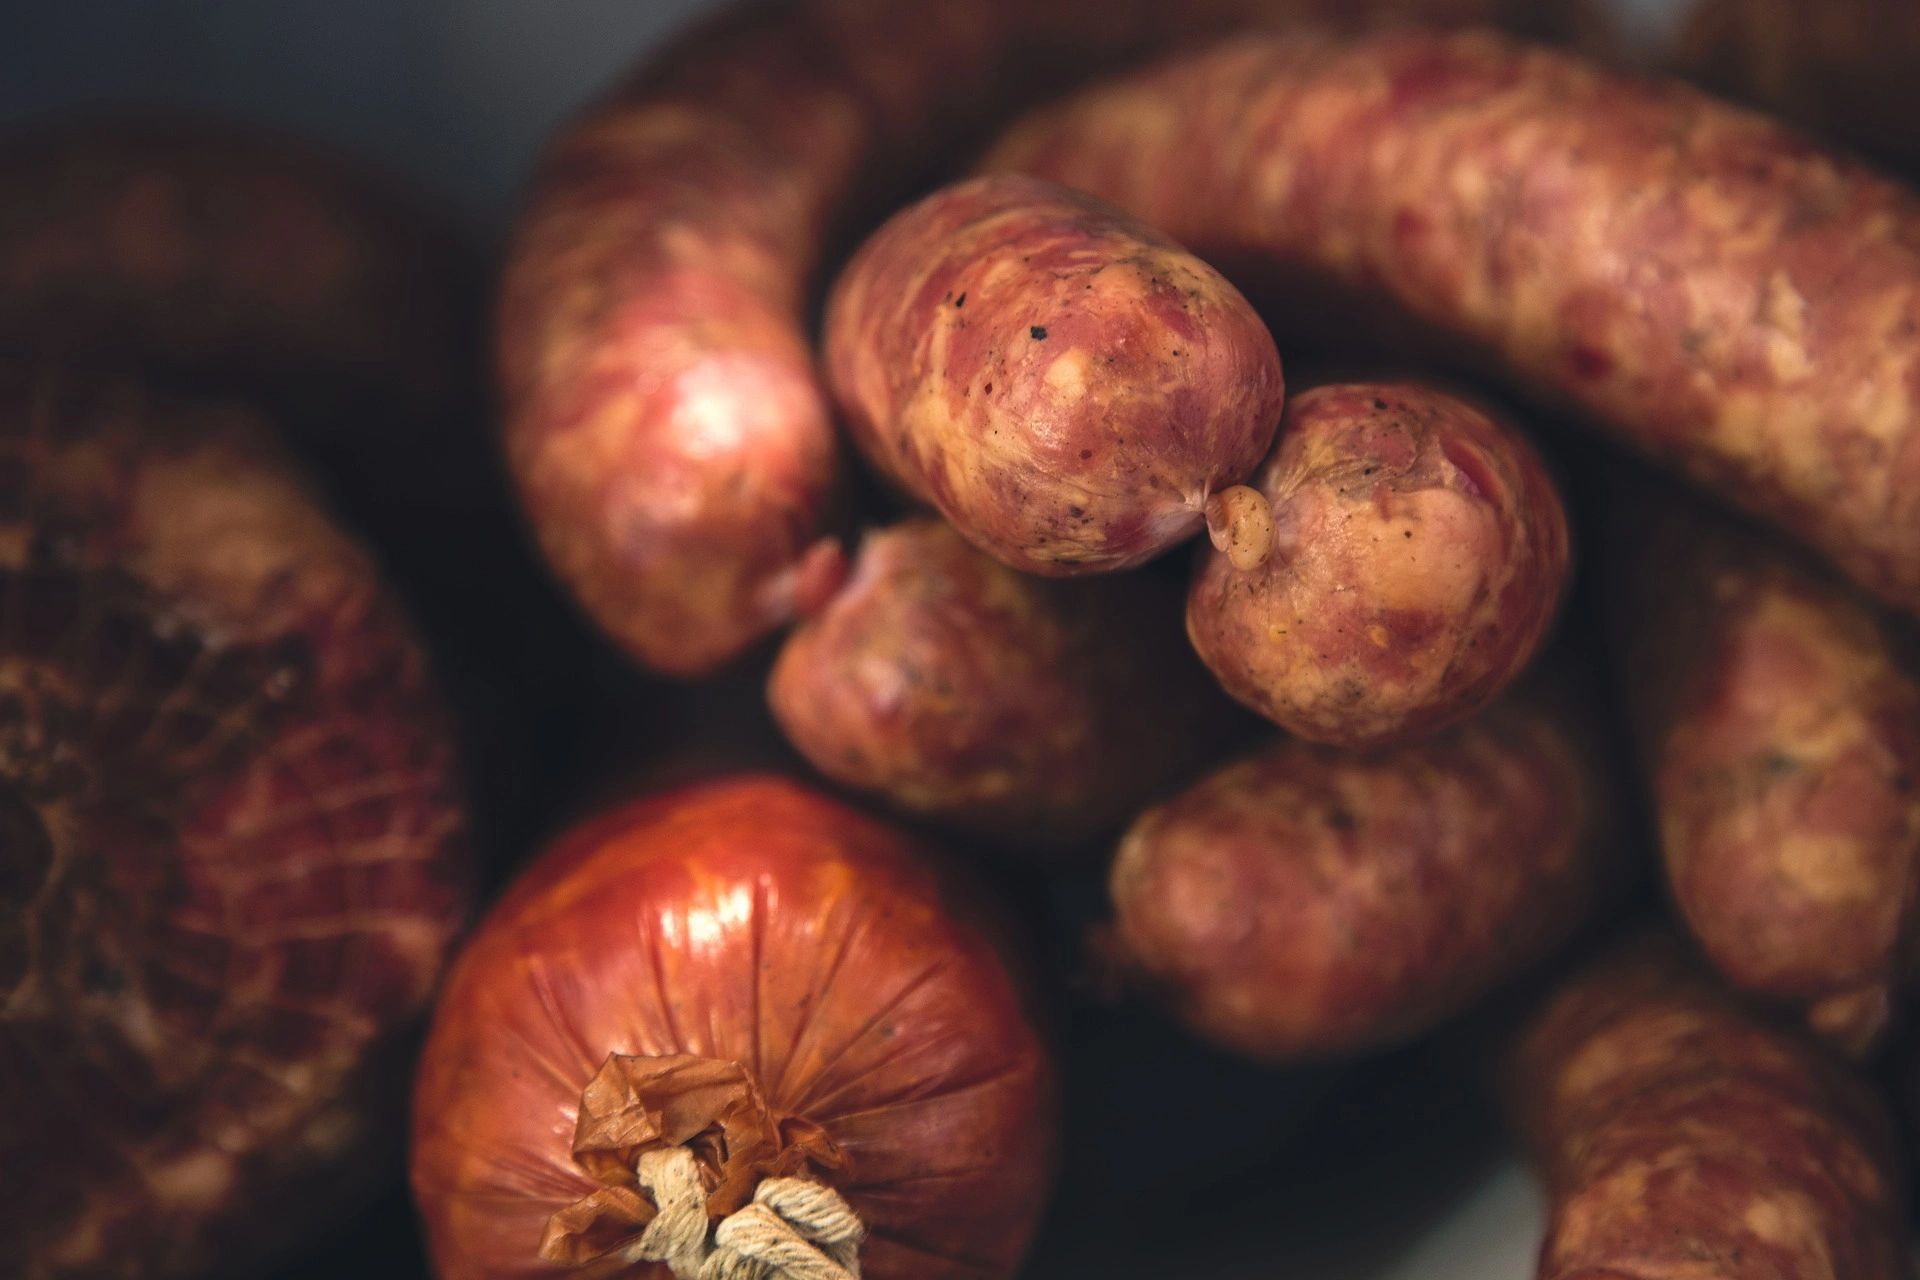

538,1054,864,1280
626,1146,864,1280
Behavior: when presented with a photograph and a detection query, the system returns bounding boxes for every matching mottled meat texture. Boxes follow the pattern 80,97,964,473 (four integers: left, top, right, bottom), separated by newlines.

984,28,1920,619
1510,936,1911,1280
769,517,1239,844
411,775,1055,1280
824,174,1283,576
1187,381,1568,747
1108,687,1604,1060
1618,499,1920,1055
498,0,1572,677
0,116,476,504
1669,0,1920,174
0,366,471,1279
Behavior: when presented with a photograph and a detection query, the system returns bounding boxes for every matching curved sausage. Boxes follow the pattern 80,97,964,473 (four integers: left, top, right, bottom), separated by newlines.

769,516,1240,843
500,2,1548,675
1510,935,1911,1280
1187,381,1569,746
1617,496,1920,1054
1107,684,1606,1060
985,28,1920,618
823,174,1284,575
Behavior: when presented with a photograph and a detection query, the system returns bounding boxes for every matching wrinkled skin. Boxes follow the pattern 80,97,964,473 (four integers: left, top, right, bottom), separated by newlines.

769,517,1239,844
824,175,1283,575
1618,500,1920,1055
1669,0,1920,174
502,1,1541,674
1510,937,1911,1280
986,29,1920,619
0,366,472,1279
1187,381,1568,746
1108,688,1604,1061
0,116,478,510
410,775,1055,1280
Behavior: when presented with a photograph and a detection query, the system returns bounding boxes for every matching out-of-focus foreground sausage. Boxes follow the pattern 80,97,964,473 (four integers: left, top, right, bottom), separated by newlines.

0,116,478,509
985,28,1920,620
499,1,1563,676
1187,381,1569,747
1510,935,1911,1280
824,174,1284,576
1107,684,1606,1061
769,517,1240,845
1616,497,1920,1055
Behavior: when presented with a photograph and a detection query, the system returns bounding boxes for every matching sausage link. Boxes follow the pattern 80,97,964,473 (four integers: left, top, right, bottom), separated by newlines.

502,3,1545,674
1108,684,1606,1060
1617,497,1920,1054
985,29,1920,618
769,516,1239,844
1510,935,1911,1280
824,175,1284,575
1187,380,1569,746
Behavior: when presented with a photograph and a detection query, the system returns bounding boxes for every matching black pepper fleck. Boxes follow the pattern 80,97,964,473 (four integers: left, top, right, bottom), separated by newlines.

1030,325,1049,341
954,292,966,308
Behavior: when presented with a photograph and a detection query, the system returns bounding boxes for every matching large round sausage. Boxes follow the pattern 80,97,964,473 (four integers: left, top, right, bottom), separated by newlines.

986,28,1920,618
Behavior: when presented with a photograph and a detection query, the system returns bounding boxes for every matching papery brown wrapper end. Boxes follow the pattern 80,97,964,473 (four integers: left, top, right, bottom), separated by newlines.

539,1052,845,1266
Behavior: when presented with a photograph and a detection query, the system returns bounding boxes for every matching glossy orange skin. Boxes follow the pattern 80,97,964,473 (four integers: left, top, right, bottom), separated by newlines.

769,517,1237,843
824,175,1283,575
1187,382,1569,746
410,776,1055,1280
987,28,1920,619
1511,938,1910,1280
1620,503,1920,1054
0,366,472,1279
1109,688,1604,1061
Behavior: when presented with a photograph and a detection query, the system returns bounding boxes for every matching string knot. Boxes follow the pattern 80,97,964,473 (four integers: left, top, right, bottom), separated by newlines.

629,1146,864,1280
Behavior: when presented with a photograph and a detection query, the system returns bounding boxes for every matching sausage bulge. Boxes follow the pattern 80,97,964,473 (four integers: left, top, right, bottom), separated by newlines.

770,516,1239,844
1187,380,1569,747
1617,498,1920,1054
825,174,1285,576
1510,935,1912,1280
985,28,1920,618
1108,685,1605,1060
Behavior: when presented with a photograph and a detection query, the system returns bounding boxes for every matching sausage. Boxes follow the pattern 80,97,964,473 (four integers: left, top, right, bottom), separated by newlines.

823,174,1284,576
1509,935,1911,1280
984,28,1920,619
1106,684,1605,1060
0,115,478,509
768,516,1241,844
1187,381,1569,747
500,1,1552,675
1615,495,1920,1055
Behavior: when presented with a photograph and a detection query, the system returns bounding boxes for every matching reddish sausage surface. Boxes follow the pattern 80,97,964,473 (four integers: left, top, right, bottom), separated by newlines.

501,3,1554,674
1187,381,1568,746
1108,686,1605,1060
986,29,1920,617
1511,936,1912,1280
769,517,1237,843
824,175,1284,576
1617,500,1920,1054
